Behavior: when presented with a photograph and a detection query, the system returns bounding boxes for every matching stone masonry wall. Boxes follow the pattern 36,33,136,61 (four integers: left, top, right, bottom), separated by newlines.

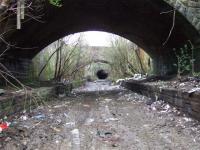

123,80,200,121
165,0,200,33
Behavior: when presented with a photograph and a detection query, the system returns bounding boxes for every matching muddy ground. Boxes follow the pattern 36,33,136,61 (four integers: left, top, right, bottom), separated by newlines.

1,81,200,150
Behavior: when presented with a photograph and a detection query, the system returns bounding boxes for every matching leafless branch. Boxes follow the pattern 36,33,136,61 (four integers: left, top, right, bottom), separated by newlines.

162,9,176,46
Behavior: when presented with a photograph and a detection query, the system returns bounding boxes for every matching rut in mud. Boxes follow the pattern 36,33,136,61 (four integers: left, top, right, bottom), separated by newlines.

2,81,200,150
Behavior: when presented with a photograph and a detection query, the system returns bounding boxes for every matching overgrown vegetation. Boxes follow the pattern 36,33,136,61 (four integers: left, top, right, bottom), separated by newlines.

103,36,151,80
32,34,90,82
49,0,63,7
173,41,195,78
32,33,152,82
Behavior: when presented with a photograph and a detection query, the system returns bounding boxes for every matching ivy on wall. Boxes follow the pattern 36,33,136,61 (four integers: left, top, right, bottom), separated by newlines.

49,0,62,7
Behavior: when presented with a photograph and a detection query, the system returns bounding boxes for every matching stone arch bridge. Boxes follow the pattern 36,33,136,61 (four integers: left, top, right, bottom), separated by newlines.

1,0,200,77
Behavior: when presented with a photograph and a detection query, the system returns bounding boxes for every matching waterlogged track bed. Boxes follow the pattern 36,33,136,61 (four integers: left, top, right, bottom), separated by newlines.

1,92,200,150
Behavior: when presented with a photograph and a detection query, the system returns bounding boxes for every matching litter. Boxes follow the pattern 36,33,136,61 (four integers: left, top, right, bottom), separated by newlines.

83,104,90,108
179,83,185,87
183,117,193,122
188,88,200,94
104,98,112,103
32,114,45,120
53,102,70,108
51,126,61,132
104,118,119,123
0,122,10,133
20,115,28,121
71,129,80,150
0,89,5,96
65,122,75,128
85,118,94,125
105,132,112,136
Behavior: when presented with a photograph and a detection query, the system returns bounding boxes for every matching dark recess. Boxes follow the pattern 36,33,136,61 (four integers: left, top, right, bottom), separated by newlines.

96,69,109,79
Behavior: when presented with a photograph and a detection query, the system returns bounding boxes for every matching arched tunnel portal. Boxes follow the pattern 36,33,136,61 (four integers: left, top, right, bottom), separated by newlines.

1,0,200,77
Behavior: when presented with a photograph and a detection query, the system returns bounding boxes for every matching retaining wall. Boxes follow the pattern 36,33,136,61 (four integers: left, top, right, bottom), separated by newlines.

122,80,200,120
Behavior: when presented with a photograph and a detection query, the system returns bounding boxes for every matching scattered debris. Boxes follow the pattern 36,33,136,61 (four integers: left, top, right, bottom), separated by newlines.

142,76,200,93
0,122,10,133
73,80,126,94
71,129,80,150
32,114,45,120
85,118,94,125
53,102,70,108
104,118,119,123
20,115,28,121
149,100,173,113
96,129,120,146
50,126,61,132
1,81,200,149
65,122,75,128
104,98,112,103
116,74,147,84
0,89,5,96
188,88,200,94
97,130,112,138
83,104,90,108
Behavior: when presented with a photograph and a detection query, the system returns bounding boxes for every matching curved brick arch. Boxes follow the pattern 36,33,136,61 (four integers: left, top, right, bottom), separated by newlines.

1,0,200,76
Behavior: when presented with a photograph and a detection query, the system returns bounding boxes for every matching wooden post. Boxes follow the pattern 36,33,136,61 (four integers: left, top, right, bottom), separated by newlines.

21,0,25,19
17,0,21,29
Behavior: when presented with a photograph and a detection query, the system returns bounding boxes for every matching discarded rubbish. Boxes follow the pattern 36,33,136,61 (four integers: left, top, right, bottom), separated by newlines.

85,118,94,125
50,126,61,132
32,114,45,120
104,98,112,103
179,83,185,87
133,74,146,80
56,119,62,123
0,122,10,132
96,130,112,138
53,102,70,108
105,132,112,136
183,117,193,122
71,129,80,150
104,118,119,123
65,122,75,128
188,88,200,94
116,74,146,84
74,80,126,94
112,143,118,147
2,81,200,149
20,115,28,121
63,113,68,118
96,129,120,145
83,104,90,108
0,89,5,96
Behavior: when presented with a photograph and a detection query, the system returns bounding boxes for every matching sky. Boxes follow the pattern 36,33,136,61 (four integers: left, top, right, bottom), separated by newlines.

83,31,111,47
64,31,113,47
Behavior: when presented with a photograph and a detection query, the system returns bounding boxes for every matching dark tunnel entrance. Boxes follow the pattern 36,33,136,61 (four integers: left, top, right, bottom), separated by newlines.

96,69,109,79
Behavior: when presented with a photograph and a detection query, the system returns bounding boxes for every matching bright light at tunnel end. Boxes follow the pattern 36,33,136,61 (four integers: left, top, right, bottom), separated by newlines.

64,31,115,47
